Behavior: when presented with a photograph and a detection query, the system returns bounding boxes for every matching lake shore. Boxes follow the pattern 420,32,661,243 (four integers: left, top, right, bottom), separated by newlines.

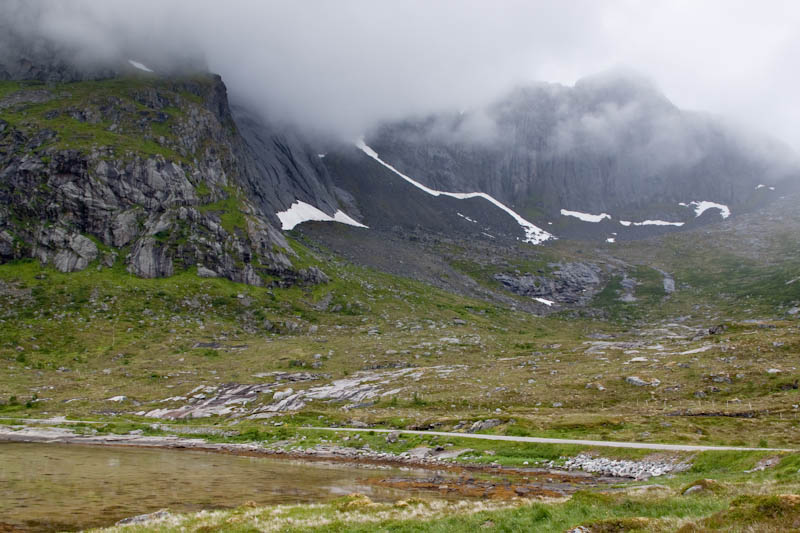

0,422,612,474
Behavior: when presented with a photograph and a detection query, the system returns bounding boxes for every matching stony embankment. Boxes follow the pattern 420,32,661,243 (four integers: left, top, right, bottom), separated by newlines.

557,453,691,480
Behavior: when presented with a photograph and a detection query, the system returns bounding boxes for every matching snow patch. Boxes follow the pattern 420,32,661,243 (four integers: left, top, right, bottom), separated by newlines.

317,153,326,158
682,201,730,219
357,139,552,244
332,210,367,227
534,297,554,306
633,220,684,227
128,59,154,73
560,209,611,223
276,200,367,230
606,237,616,243
620,218,684,227
457,212,477,223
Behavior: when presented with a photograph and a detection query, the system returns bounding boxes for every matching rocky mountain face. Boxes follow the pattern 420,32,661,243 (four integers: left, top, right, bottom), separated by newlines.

231,107,354,221
0,72,330,286
362,72,799,228
2,29,798,302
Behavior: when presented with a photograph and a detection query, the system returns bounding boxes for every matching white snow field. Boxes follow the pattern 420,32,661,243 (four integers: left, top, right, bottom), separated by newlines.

632,220,685,227
679,201,731,219
276,200,367,231
619,219,684,227
560,209,611,222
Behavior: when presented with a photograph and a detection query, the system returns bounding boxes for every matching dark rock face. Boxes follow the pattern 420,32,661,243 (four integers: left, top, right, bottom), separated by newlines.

365,72,799,226
231,107,345,220
494,262,603,305
320,146,533,242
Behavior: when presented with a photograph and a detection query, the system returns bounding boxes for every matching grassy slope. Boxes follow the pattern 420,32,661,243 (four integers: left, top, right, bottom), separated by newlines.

3,226,800,450
0,77,194,160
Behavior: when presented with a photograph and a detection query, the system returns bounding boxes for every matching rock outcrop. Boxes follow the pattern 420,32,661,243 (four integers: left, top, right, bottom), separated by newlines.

494,262,603,305
0,71,325,287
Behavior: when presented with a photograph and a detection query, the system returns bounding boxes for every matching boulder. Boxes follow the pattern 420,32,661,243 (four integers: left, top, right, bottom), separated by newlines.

469,419,502,433
626,376,649,387
197,265,218,278
272,388,294,402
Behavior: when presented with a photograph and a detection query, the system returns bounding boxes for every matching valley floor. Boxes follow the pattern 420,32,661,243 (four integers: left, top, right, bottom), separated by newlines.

3,421,800,532
2,196,800,531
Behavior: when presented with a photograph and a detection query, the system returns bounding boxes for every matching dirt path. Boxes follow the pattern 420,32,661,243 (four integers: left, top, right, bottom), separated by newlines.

303,426,796,452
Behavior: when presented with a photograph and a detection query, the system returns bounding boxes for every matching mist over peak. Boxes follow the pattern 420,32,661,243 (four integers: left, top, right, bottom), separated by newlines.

2,0,800,153
572,69,674,112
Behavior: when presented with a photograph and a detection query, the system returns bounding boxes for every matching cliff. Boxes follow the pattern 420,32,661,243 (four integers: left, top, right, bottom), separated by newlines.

0,74,326,286
365,72,799,227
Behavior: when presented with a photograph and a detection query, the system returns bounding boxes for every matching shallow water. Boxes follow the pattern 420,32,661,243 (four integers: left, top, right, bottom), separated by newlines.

0,442,456,532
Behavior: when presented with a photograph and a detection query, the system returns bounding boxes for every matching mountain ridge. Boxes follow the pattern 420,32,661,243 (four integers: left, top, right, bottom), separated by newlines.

355,72,798,241
1,37,798,288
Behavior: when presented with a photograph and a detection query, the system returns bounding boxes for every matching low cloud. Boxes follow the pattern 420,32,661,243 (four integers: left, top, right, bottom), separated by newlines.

4,0,800,150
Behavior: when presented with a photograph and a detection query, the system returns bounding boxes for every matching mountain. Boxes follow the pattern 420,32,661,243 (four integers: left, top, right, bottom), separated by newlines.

2,30,799,291
341,71,799,241
0,42,331,285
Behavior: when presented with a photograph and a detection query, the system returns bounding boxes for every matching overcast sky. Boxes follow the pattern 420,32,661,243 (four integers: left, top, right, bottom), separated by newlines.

12,0,800,147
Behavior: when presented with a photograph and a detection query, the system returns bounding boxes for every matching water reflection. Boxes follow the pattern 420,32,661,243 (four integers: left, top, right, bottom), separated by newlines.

0,442,453,532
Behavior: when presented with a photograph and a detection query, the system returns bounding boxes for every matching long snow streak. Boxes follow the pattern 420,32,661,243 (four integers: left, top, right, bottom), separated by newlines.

356,139,553,244
619,219,684,227
632,219,684,227
128,59,154,73
277,200,368,230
